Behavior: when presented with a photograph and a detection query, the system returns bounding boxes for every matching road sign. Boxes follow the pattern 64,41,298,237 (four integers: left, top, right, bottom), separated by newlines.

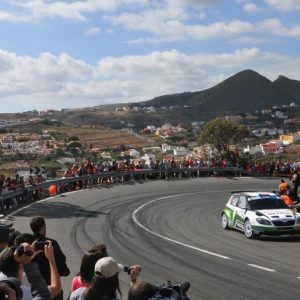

30,167,45,175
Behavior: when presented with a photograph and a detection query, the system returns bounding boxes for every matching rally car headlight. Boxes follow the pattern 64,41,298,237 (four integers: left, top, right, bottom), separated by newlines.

296,216,300,225
256,218,272,225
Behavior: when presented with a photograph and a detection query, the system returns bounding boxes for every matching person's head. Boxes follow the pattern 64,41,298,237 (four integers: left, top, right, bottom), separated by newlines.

281,179,285,183
0,247,22,279
30,216,46,235
85,257,123,300
80,244,109,285
14,233,36,247
128,281,157,300
7,231,21,247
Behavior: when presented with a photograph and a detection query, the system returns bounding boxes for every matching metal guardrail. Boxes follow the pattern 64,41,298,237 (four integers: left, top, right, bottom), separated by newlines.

0,166,265,201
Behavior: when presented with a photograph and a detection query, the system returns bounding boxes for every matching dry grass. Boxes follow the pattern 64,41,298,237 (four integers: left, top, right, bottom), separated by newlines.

59,128,151,148
283,144,300,161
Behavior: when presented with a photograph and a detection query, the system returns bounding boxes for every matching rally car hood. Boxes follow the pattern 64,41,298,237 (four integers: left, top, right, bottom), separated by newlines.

255,209,296,219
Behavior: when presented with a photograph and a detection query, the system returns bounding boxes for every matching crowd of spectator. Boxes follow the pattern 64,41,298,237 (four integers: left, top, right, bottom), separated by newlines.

1,159,300,299
2,158,300,213
0,174,49,213
0,216,147,300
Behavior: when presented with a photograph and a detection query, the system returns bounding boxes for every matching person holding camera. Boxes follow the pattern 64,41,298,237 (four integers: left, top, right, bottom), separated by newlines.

127,281,157,300
29,216,69,300
0,242,51,300
128,280,191,300
12,234,61,299
69,256,141,300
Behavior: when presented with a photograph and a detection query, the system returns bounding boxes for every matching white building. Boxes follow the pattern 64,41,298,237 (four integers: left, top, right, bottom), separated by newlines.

142,146,161,152
272,111,288,119
148,106,156,113
141,153,156,163
267,128,277,135
269,140,283,147
129,149,140,157
244,145,263,155
146,126,156,131
162,144,174,153
174,148,187,156
162,123,173,131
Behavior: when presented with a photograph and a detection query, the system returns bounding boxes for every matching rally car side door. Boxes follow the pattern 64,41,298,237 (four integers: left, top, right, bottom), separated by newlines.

233,196,248,231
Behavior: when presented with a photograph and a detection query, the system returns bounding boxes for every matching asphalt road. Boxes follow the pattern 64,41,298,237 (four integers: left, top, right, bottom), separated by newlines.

5,176,300,300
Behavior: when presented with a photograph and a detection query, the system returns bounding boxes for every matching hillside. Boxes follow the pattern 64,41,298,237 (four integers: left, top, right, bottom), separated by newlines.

2,69,300,130
273,75,300,100
30,70,300,128
141,70,300,115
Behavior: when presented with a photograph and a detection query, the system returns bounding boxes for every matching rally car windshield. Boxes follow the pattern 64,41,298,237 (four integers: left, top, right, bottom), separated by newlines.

248,198,288,210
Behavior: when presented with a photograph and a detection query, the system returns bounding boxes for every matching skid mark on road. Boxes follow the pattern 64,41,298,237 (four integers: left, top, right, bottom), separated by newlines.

132,193,300,279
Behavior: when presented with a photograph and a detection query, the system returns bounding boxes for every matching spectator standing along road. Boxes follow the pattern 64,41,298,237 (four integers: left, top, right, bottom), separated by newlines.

30,216,70,300
0,242,52,300
290,169,300,202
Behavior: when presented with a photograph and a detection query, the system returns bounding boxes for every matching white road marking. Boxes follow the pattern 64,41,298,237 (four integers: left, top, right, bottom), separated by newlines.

248,264,276,272
6,188,289,277
132,194,231,260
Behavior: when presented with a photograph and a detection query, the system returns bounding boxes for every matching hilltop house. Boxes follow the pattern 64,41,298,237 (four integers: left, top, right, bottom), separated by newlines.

279,132,300,145
162,123,174,131
261,142,283,155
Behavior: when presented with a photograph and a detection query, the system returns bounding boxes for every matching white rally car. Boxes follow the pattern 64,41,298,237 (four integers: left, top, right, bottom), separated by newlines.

221,191,300,239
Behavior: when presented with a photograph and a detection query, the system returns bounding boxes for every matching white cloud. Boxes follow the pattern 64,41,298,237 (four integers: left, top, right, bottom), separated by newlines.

259,19,300,37
84,27,101,36
111,8,255,42
243,3,261,13
0,10,32,22
2,0,146,22
164,0,222,5
0,47,299,112
228,36,278,44
264,0,300,12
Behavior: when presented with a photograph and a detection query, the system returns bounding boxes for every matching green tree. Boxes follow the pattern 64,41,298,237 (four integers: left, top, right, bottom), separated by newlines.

68,136,79,142
55,148,64,156
119,144,126,151
198,118,250,151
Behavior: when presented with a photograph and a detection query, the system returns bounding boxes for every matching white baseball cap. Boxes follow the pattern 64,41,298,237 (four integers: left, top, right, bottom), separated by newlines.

94,257,124,278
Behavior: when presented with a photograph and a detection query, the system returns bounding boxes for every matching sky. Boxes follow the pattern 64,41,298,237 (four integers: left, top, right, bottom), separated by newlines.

0,0,300,113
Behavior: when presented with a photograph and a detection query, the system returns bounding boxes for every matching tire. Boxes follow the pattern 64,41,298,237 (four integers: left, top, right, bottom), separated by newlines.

244,219,253,239
221,213,229,229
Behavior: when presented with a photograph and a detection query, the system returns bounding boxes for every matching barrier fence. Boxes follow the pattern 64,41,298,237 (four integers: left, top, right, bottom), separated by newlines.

0,166,279,203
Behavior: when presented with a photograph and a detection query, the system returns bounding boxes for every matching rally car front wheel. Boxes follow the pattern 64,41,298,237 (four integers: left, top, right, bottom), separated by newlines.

244,219,254,239
221,213,229,229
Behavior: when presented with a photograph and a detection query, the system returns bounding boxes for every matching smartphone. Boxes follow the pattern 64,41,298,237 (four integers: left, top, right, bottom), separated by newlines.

35,241,49,250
